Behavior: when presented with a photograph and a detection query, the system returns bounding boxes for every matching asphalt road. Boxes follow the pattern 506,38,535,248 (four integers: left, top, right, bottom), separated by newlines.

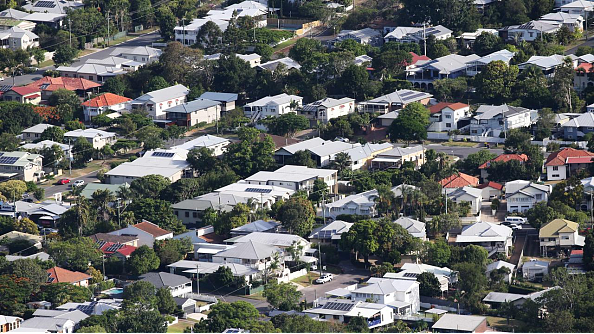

8,31,161,87
42,170,99,198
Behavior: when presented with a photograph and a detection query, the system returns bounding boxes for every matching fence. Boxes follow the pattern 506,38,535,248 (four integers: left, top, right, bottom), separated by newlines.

84,31,128,49
427,132,588,148
276,268,308,283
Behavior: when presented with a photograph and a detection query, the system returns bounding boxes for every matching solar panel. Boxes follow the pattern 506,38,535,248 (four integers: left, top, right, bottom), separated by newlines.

323,301,355,311
76,304,95,314
96,240,107,249
244,188,272,193
402,92,427,102
151,152,174,158
0,157,19,164
105,243,124,252
48,277,55,282
0,85,13,92
398,90,415,97
34,1,57,8
40,83,50,90
403,272,418,278
0,153,3,157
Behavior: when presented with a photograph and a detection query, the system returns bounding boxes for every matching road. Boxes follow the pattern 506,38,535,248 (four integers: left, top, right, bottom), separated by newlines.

9,31,161,87
299,260,368,303
42,170,99,198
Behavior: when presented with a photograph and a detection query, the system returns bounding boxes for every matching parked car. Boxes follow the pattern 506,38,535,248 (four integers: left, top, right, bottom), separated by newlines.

40,228,58,235
56,178,70,185
315,274,333,284
504,216,527,224
73,180,85,187
510,224,523,230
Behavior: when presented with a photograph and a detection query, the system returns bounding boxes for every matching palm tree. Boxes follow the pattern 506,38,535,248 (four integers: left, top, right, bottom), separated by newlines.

375,184,396,217
91,189,116,222
332,152,352,178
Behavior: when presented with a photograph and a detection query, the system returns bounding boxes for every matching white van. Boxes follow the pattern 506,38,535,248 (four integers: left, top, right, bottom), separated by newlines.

504,216,527,224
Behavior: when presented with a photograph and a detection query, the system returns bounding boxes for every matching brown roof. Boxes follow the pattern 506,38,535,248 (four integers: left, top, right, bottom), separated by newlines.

81,93,131,107
27,76,101,92
47,267,91,284
439,172,479,188
478,153,528,169
258,133,300,149
198,232,225,244
545,147,594,167
88,232,138,245
133,220,171,237
428,102,469,114
10,86,40,96
476,181,503,190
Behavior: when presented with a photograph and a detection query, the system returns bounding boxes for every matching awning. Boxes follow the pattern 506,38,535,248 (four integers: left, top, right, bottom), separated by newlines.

372,157,401,163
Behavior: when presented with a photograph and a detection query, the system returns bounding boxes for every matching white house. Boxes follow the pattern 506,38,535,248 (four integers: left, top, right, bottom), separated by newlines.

21,124,54,142
165,98,221,127
0,26,38,50
299,97,355,124
405,54,480,89
544,147,594,180
455,222,513,257
540,12,584,31
140,272,192,297
501,20,561,42
352,278,421,313
105,149,192,184
428,102,471,132
64,129,117,150
359,89,433,114
257,57,302,72
521,259,550,281
505,180,551,212
108,220,173,247
385,263,457,292
171,134,230,156
335,28,383,46
56,63,127,84
447,186,483,215
393,217,426,240
109,46,162,64
309,220,353,246
245,165,338,194
0,151,43,182
324,185,416,218
225,232,311,253
243,93,303,121
130,84,190,119
458,28,498,49
469,104,537,137
337,143,394,171
212,240,283,271
384,25,452,44
304,298,395,329
486,260,516,284
465,49,515,76
560,0,594,17
370,145,426,170
518,54,577,78
81,93,131,122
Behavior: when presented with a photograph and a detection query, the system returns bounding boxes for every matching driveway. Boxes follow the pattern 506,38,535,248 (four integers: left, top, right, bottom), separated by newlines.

299,260,368,303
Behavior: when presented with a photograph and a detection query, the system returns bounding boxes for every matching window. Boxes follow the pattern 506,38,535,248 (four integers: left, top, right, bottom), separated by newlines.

536,194,542,200
562,236,570,240
445,114,451,119
185,212,189,218
446,123,451,128
553,166,559,171
553,174,560,178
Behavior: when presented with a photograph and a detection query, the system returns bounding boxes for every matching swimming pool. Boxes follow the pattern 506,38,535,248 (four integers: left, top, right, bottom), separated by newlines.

102,288,124,296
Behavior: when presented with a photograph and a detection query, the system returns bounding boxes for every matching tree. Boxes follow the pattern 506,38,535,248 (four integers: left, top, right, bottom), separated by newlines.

424,240,451,267
389,102,430,144
156,6,176,40
126,245,160,276
72,136,94,167
339,64,370,100
13,218,38,235
0,275,33,316
286,150,316,168
340,220,379,264
86,266,103,284
77,325,107,333
550,177,584,208
289,38,324,63
102,77,128,96
135,126,164,150
119,117,137,136
0,180,27,201
154,238,192,266
332,152,352,177
551,57,581,112
65,120,85,131
196,20,223,52
156,288,177,314
461,244,488,264
452,262,488,310
40,126,65,142
263,281,302,311
37,282,93,306
146,76,169,92
8,258,47,292
526,202,562,229
473,32,503,56
418,272,441,297
0,133,19,151
130,174,171,199
345,316,370,333
457,149,497,175
47,237,102,272
31,48,46,65
53,45,79,65
192,301,277,333
309,179,329,204
277,197,315,236
187,147,218,174
372,50,412,78
118,309,167,333
271,314,339,333
504,129,532,153
427,213,461,236
223,127,276,178
123,280,158,310
432,77,468,102
127,198,185,234
475,60,518,101
262,113,309,138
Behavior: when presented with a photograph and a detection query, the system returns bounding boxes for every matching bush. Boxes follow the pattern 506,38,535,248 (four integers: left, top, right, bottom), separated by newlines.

110,161,123,169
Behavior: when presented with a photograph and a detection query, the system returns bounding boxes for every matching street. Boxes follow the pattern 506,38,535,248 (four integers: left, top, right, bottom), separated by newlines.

9,31,161,87
42,170,99,198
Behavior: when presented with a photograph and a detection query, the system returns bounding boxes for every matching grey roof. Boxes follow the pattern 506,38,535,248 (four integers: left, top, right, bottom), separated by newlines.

173,297,195,307
64,128,116,139
5,252,50,262
89,232,138,244
166,98,220,114
225,231,308,247
365,89,433,105
79,182,128,199
309,220,353,240
20,317,72,331
172,134,229,151
199,92,238,102
384,25,452,41
301,97,354,112
0,8,29,19
214,240,280,260
482,291,524,303
139,272,191,288
394,217,426,239
515,20,560,32
23,0,84,14
448,186,483,199
375,145,424,158
469,49,515,65
486,260,516,272
276,137,326,154
22,12,65,22
110,46,162,58
474,104,531,120
134,84,190,104
231,220,280,233
432,314,486,332
519,54,569,70
338,27,382,40
561,112,594,128
560,0,594,9
258,57,301,71
22,124,54,134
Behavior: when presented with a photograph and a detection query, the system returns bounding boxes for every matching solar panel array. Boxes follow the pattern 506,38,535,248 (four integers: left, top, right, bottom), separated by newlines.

317,229,337,239
402,92,428,102
96,240,107,249
106,243,124,252
76,303,96,314
0,153,4,157
0,156,19,164
398,90,415,97
244,188,272,193
34,1,57,8
152,152,175,158
0,85,13,92
425,27,439,34
225,330,240,333
48,277,55,282
403,272,419,278
322,301,355,312
40,83,50,90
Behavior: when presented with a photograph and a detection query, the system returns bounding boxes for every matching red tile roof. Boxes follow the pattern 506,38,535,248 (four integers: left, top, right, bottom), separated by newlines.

572,249,584,255
258,133,300,149
98,241,137,257
545,147,594,167
81,93,131,108
439,172,479,188
27,76,101,92
47,267,91,284
409,52,431,65
10,86,40,96
478,153,529,169
428,102,469,114
133,220,171,237
577,63,593,72
476,181,503,190
566,156,594,164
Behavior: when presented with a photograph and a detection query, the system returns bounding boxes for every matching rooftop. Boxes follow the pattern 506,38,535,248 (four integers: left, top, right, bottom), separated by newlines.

139,272,191,288
545,147,594,167
432,314,487,332
47,267,91,284
166,98,221,114
81,93,131,108
539,218,579,238
132,220,171,237
439,172,479,188
225,231,308,247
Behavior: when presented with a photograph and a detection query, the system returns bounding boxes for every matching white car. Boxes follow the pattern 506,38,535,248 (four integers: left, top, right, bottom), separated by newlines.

510,224,523,230
504,216,527,224
315,274,333,284
72,180,85,187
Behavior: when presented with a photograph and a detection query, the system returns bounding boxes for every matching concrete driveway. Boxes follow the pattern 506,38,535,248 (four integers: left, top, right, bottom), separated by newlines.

299,260,368,303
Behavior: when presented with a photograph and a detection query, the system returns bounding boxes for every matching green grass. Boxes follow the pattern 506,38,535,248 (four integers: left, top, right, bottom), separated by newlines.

38,59,55,68
292,272,320,287
440,141,477,147
167,320,197,333
273,38,299,52
487,316,525,331
243,291,267,301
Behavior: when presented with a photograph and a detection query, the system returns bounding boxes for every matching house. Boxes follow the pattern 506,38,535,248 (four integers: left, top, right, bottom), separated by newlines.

575,62,594,91
21,124,54,142
257,57,302,72
439,172,479,189
225,232,311,252
64,129,116,150
377,111,399,127
458,29,498,49
166,98,221,127
47,267,92,286
105,149,192,184
56,63,127,84
2,86,41,104
478,153,528,181
276,138,352,168
500,21,561,42
384,25,452,44
465,49,515,76
273,137,326,164
522,259,550,281
0,26,38,50
304,298,395,329
0,17,36,32
109,46,162,64
352,278,420,312
17,317,75,333
486,260,516,283
393,217,426,240
544,147,594,180
0,151,43,182
427,102,471,132
0,315,22,332
476,181,503,199
231,220,281,237
88,232,138,247
97,241,136,261
23,0,84,14
25,76,101,100
432,314,488,333
245,165,338,194
199,92,238,112
243,93,303,121
540,12,584,31
469,104,537,137
172,225,217,247
175,18,229,45
539,218,585,256
236,53,261,67
370,145,426,170
20,12,66,28
84,56,144,72
517,54,576,77
170,134,230,156
324,185,416,218
0,230,43,248
337,143,394,171
78,183,129,200
212,240,283,272
560,0,594,17
505,180,551,212
168,258,259,280
406,52,431,68
309,220,353,245
174,297,198,316
108,220,173,247
56,299,122,316
299,97,355,124
5,251,50,262
560,112,594,139
455,222,513,257
359,89,432,114
354,54,373,66
447,186,483,215
81,93,131,122
335,28,383,46
385,263,456,292
130,84,190,120
405,54,480,89
139,272,192,297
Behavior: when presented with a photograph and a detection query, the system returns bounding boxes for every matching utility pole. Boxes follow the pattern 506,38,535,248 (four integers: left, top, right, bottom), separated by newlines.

68,18,72,48
106,10,111,46
318,242,322,277
423,22,427,56
196,264,200,295
117,198,121,227
68,138,72,176
182,18,186,46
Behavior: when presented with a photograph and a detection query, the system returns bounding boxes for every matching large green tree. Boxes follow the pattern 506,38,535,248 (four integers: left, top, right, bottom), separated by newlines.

263,282,302,311
475,60,518,102
389,102,430,144
277,197,315,236
126,245,160,276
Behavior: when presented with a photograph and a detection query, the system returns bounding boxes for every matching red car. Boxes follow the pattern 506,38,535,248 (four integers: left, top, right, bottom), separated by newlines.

57,178,70,185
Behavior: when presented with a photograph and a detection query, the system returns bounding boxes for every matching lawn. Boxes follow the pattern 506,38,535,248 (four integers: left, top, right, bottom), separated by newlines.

243,291,267,301
167,319,197,333
487,316,525,331
292,272,320,287
273,38,299,52
440,141,477,147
